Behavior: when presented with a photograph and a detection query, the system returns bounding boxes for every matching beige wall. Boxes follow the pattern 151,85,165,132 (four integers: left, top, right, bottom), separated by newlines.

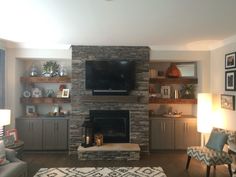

210,42,236,130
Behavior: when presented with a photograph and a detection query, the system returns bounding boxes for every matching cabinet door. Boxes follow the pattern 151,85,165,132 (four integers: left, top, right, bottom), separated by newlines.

43,119,68,150
16,119,43,150
174,118,200,149
56,119,68,149
185,119,201,147
151,118,173,150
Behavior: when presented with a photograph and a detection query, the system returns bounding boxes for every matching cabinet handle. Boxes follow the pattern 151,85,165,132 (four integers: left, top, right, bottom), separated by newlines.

184,123,186,132
163,123,166,132
54,122,56,132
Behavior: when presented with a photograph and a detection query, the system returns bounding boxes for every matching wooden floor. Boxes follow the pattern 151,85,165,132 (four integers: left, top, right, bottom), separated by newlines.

22,150,231,177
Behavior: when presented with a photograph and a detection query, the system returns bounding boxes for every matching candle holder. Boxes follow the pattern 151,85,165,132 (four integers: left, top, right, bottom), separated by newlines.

81,118,94,148
94,133,103,146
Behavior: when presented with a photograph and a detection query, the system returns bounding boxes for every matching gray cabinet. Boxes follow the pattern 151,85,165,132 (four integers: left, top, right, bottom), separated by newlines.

151,118,174,150
16,118,68,150
16,119,43,150
150,117,200,150
43,119,68,150
174,118,200,149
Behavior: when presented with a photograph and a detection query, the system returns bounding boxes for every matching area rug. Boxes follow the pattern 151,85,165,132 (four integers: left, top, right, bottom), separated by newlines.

34,167,167,177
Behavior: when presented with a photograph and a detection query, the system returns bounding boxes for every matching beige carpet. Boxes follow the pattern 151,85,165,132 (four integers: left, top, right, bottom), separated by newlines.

34,167,167,177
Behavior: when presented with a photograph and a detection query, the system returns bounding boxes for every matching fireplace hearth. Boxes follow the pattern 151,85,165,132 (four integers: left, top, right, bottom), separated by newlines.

90,110,130,143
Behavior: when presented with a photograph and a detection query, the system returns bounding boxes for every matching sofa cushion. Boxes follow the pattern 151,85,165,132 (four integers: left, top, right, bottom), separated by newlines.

0,140,9,166
206,131,228,151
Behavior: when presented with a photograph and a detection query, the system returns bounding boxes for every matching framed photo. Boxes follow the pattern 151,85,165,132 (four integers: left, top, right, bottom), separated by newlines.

225,71,236,91
26,105,36,116
62,89,70,98
225,52,236,69
6,129,18,143
221,94,235,110
161,86,171,98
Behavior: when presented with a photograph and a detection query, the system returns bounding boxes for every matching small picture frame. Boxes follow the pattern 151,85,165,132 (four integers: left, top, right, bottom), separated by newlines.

225,71,236,91
26,105,36,116
6,129,18,143
161,86,171,98
225,52,236,69
62,89,70,98
221,94,235,110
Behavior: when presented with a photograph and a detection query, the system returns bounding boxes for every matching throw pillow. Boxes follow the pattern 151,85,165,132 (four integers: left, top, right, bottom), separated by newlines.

206,131,228,151
0,140,9,166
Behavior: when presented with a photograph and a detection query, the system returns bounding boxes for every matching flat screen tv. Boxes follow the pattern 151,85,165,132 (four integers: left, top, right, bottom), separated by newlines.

85,60,135,95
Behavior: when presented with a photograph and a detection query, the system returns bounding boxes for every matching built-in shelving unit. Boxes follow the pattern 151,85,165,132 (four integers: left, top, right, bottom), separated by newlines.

149,61,200,150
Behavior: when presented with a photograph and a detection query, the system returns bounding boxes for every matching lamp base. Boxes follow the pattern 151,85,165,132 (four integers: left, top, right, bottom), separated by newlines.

0,126,5,138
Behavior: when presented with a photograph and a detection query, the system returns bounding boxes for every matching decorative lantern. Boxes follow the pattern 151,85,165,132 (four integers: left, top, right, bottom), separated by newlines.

81,118,94,148
94,133,103,146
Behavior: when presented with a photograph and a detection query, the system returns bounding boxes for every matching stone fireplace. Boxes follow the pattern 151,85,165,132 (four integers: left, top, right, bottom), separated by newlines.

70,45,150,154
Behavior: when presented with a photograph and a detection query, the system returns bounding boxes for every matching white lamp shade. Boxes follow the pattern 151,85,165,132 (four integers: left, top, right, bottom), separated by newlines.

0,109,11,126
197,93,212,133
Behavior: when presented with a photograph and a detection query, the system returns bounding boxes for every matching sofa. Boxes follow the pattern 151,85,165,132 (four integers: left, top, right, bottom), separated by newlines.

0,148,27,177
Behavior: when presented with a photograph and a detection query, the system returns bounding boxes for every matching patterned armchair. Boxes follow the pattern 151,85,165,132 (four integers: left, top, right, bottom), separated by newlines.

186,127,236,177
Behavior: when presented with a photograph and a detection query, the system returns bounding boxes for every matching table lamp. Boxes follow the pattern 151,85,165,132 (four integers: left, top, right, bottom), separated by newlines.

197,93,213,145
0,109,11,137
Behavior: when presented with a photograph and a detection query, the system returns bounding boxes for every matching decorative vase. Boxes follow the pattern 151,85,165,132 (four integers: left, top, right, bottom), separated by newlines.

166,64,181,78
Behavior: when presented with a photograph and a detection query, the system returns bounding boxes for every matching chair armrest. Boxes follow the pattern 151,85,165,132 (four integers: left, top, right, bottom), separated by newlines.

5,148,20,162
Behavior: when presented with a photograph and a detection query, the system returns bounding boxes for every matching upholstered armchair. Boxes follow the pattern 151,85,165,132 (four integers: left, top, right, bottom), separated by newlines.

186,127,236,177
0,148,27,177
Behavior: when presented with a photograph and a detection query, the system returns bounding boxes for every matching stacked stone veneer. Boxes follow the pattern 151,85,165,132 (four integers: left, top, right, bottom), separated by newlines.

70,45,150,154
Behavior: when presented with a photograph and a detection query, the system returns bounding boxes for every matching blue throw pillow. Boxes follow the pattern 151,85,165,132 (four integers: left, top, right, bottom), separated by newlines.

206,131,228,151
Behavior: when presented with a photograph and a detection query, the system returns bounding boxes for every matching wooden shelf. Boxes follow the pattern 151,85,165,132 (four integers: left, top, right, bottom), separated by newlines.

149,77,198,84
149,98,197,104
150,115,197,119
20,97,71,104
80,95,142,103
20,76,71,83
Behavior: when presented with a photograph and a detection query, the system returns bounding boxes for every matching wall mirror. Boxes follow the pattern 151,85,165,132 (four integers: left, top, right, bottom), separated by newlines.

175,62,197,78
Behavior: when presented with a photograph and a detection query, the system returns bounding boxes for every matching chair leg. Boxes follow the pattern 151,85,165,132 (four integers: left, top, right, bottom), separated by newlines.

206,165,211,177
186,156,191,170
228,164,232,177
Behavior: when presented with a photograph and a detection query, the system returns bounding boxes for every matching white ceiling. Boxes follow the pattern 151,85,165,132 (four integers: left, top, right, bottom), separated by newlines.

1,0,236,50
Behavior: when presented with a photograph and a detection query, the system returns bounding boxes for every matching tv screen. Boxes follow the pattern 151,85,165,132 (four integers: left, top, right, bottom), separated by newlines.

86,60,135,95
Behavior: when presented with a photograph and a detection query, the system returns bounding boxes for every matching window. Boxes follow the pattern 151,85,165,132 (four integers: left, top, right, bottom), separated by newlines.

0,49,5,108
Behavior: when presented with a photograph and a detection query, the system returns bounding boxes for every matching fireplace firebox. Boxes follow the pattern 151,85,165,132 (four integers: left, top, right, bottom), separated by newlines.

89,110,130,143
